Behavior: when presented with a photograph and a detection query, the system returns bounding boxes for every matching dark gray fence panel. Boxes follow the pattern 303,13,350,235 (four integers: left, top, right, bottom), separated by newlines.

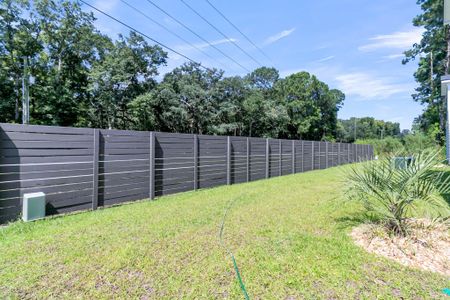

357,145,362,162
249,138,266,181
313,142,319,170
350,144,356,163
268,139,280,178
0,124,94,222
314,142,325,169
281,140,293,175
155,132,194,196
360,145,364,161
356,145,360,161
327,142,333,167
329,143,338,167
230,137,247,184
0,123,374,223
302,141,313,171
341,143,348,164
99,129,149,207
294,140,303,173
198,135,227,189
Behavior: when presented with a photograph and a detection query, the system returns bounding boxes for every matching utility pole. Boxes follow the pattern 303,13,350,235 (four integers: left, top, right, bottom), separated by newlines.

22,57,30,124
353,118,357,141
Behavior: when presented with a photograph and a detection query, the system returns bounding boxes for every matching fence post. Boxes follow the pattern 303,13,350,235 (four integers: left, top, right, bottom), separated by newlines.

312,141,315,170
227,136,231,185
246,137,250,182
265,138,269,178
279,140,282,176
325,142,329,168
92,129,99,210
149,132,155,200
193,134,198,190
291,140,295,174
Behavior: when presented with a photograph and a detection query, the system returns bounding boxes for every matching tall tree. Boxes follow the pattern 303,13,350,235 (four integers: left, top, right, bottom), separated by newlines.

274,72,343,140
32,0,112,126
0,0,42,123
89,32,167,129
159,63,223,134
404,0,446,142
245,67,279,91
210,76,247,136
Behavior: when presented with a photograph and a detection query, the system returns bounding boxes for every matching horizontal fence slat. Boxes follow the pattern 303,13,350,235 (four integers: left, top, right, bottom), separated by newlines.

1,140,93,149
0,123,92,135
0,148,93,157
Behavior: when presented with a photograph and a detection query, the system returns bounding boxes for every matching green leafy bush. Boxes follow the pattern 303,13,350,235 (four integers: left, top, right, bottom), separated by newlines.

356,137,404,156
357,132,438,157
402,132,436,154
346,151,450,235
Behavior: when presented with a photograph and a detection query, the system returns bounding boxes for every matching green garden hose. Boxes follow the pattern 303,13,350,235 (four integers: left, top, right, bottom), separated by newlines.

219,196,250,300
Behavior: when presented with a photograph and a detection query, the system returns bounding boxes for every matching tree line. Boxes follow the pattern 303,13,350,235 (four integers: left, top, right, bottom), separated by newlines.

0,0,347,140
337,117,401,143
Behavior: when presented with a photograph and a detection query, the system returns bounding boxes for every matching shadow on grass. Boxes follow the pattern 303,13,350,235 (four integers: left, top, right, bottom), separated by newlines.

334,210,382,230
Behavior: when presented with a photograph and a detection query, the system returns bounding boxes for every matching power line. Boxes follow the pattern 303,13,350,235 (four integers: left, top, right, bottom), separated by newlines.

79,0,211,71
204,0,272,63
119,0,227,69
144,0,250,72
179,0,263,67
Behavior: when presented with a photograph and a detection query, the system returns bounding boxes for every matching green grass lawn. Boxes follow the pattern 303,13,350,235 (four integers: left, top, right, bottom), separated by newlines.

1,165,449,299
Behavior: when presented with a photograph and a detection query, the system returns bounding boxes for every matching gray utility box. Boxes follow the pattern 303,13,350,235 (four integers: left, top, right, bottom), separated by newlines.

392,157,413,170
22,192,46,222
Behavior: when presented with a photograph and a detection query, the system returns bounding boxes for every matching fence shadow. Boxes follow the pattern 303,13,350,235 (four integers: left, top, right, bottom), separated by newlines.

0,128,21,223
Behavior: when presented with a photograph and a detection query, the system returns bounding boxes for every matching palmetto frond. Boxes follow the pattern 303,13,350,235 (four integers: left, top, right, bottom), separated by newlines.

345,150,450,235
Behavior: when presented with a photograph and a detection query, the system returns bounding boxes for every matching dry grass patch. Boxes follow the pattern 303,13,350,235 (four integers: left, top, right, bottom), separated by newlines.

351,219,450,276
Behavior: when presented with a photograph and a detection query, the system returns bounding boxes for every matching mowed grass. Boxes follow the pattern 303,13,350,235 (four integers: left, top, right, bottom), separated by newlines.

0,166,449,299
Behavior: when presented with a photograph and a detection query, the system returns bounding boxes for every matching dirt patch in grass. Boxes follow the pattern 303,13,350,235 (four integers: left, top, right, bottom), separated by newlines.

351,219,450,276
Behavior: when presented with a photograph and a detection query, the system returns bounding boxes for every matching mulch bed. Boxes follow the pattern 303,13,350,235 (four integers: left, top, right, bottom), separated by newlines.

351,219,449,276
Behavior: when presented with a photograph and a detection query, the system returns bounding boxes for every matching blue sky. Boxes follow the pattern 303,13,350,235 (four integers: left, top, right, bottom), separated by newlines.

84,0,424,130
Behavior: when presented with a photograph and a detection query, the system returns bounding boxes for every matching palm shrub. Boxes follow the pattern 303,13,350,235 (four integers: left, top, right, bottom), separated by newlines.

346,150,450,235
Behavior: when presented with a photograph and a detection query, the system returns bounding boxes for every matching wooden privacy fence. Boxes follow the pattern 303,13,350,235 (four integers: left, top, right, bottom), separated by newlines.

0,123,373,223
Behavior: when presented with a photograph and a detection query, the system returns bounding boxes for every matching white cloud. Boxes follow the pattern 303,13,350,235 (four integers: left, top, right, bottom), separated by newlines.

175,38,238,53
315,55,335,63
264,28,295,45
382,54,404,60
358,27,424,52
335,72,412,99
